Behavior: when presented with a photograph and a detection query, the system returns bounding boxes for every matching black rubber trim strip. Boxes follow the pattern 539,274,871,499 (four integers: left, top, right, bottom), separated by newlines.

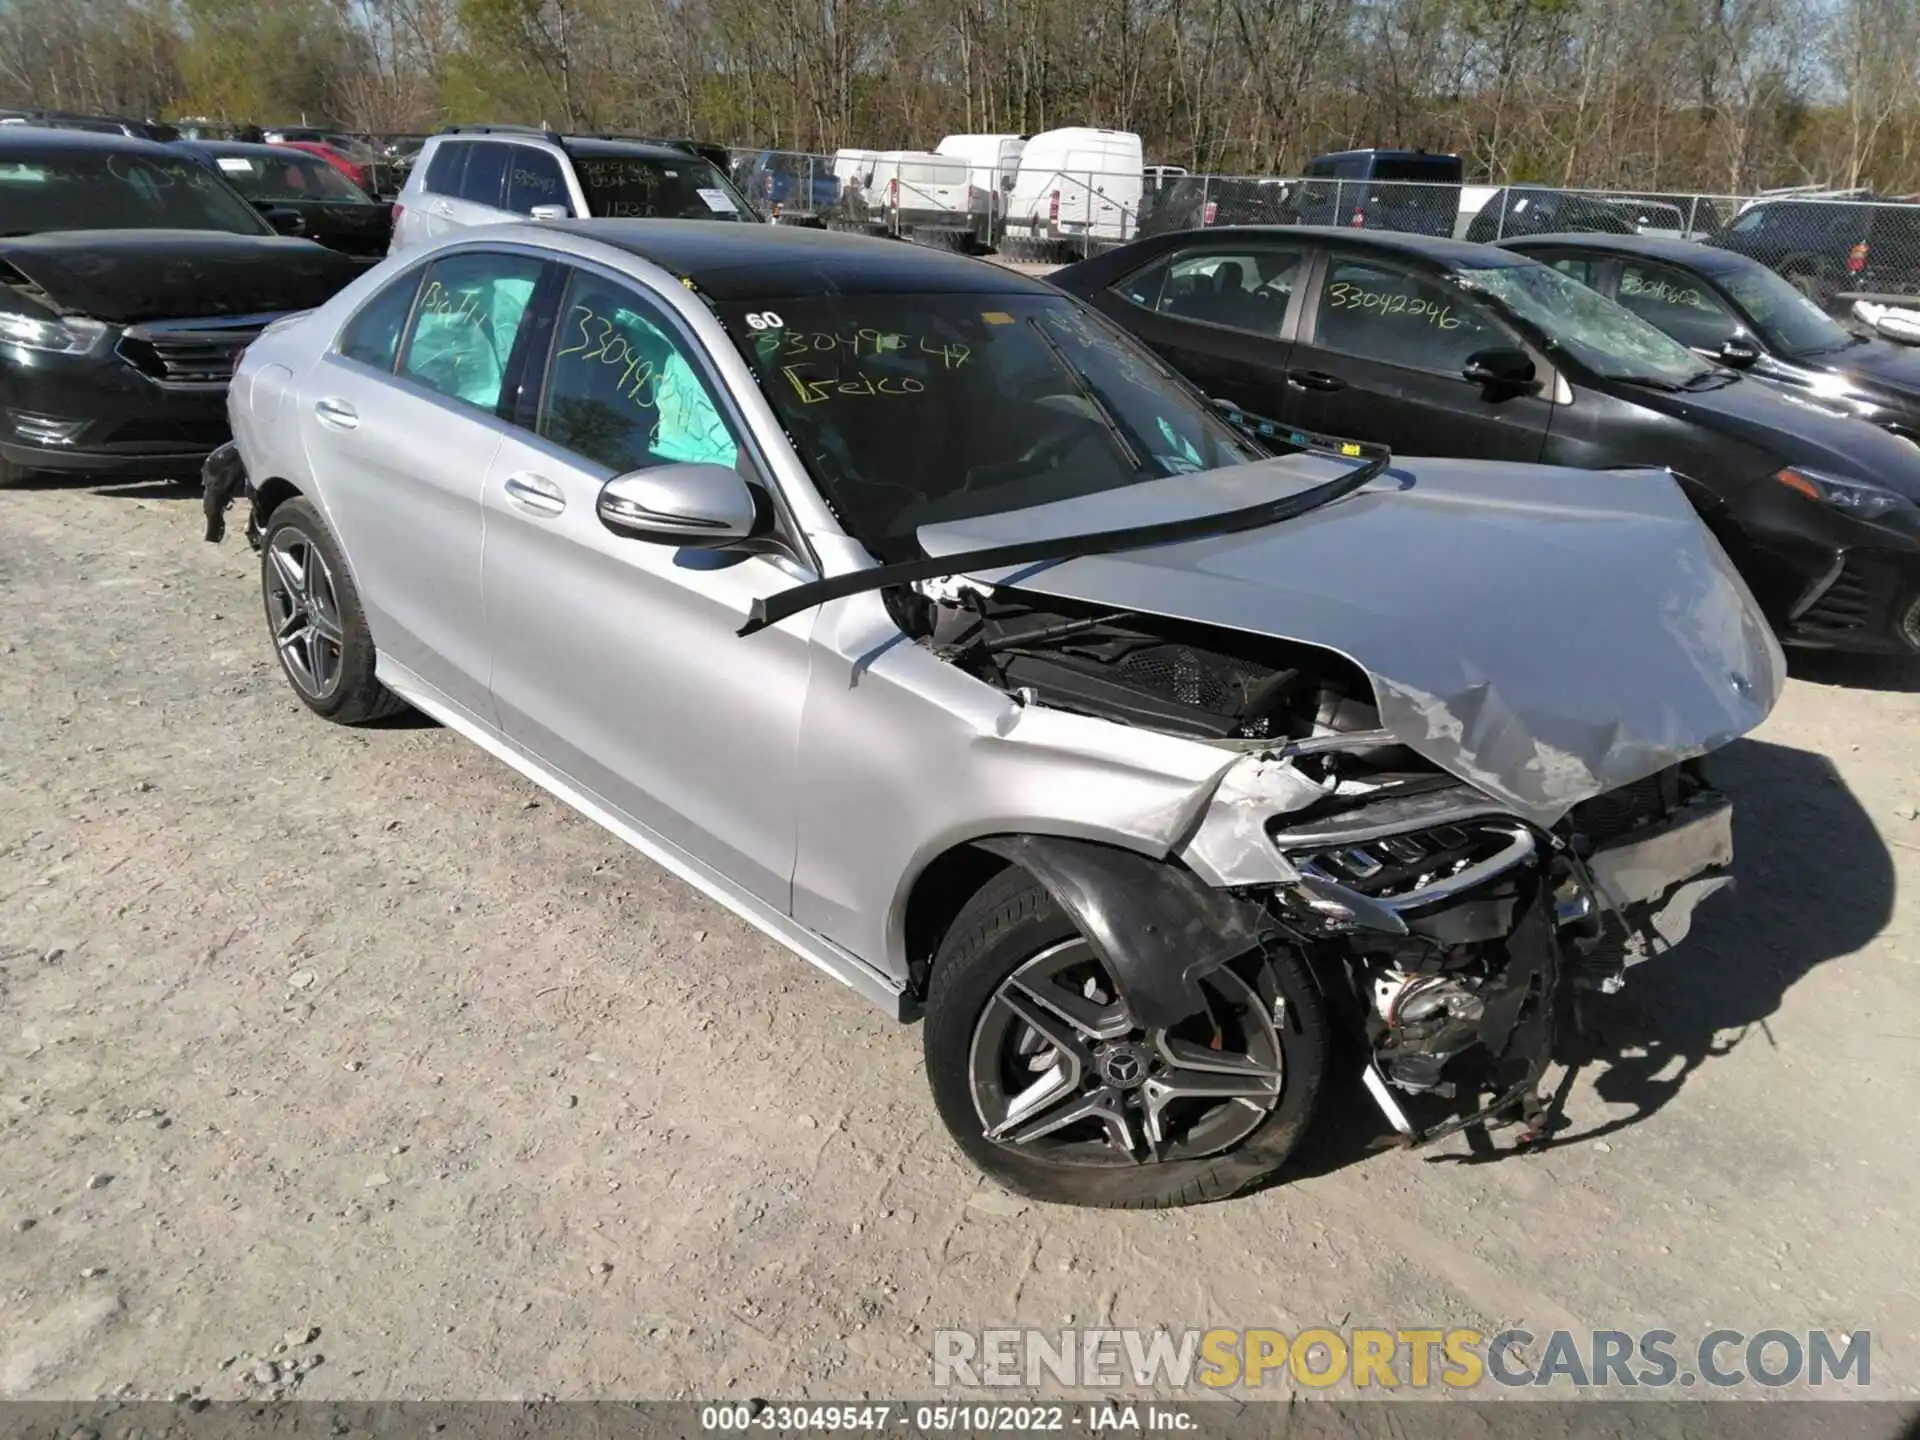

738,439,1391,637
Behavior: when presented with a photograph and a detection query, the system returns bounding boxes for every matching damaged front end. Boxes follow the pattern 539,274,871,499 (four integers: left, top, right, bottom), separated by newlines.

925,582,1744,1148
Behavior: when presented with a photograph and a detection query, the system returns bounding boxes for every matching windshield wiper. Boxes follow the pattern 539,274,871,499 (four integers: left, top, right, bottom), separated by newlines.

738,442,1392,637
1024,316,1144,475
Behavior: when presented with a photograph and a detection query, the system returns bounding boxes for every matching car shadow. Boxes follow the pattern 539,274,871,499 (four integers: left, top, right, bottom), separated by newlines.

8,473,200,499
1273,737,1893,1185
1787,648,1920,695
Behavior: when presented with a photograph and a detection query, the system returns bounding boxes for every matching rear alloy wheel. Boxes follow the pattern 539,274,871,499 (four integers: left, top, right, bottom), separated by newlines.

260,497,405,725
924,867,1325,1208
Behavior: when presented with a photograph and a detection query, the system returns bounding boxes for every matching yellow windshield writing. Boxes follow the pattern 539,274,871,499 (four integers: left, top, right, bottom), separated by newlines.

1326,281,1462,330
556,304,661,408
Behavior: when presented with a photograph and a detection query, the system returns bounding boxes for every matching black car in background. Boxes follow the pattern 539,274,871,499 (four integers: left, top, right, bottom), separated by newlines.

1500,232,1920,444
0,129,361,486
1711,198,1920,311
1140,176,1295,236
180,140,393,264
1052,226,1920,653
1462,186,1637,242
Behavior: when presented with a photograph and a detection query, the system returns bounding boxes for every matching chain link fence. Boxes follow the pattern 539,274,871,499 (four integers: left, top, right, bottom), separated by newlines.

723,149,1920,312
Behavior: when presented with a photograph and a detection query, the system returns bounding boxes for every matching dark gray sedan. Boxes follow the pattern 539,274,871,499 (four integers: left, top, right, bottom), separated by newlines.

1498,231,1920,446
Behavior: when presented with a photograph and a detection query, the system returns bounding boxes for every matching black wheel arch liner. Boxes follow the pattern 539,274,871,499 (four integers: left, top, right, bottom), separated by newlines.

974,834,1280,1030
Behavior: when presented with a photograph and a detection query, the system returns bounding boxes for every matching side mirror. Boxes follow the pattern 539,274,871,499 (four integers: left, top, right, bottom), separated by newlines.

528,203,572,221
597,463,762,548
1717,336,1762,368
1462,346,1537,389
259,205,305,236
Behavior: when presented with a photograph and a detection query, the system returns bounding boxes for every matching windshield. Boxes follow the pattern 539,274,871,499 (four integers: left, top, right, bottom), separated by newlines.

1460,261,1715,385
1720,264,1854,356
0,148,270,236
576,154,752,221
210,151,373,204
722,294,1267,560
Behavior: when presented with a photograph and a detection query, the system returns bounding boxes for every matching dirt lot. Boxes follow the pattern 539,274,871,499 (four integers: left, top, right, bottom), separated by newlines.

2,475,1918,1405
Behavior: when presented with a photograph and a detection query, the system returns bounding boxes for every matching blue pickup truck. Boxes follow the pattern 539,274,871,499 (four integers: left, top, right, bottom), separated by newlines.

735,151,841,222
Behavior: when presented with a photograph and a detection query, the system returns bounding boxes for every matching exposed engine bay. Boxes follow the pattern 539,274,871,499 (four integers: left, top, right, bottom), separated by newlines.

915,582,1736,1149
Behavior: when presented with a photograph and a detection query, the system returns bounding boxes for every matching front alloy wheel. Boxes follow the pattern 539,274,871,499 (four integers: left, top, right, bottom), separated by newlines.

968,939,1284,1166
924,866,1326,1208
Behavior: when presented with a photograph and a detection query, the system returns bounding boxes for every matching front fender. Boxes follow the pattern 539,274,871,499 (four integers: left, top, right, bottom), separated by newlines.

976,834,1277,1030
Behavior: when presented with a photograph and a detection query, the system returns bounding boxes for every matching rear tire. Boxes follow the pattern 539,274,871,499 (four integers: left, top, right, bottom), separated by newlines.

260,497,406,725
923,866,1326,1208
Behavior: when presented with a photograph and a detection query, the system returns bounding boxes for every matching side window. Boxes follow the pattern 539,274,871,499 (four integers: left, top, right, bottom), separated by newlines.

398,251,546,413
1313,259,1499,373
541,270,739,473
1155,245,1304,336
423,141,467,197
459,142,510,209
1726,206,1768,236
1544,253,1602,288
505,148,569,215
1113,255,1169,310
1616,262,1740,348
338,267,424,371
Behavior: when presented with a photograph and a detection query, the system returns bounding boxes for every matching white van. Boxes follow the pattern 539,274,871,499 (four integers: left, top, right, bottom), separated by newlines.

1005,127,1144,253
862,150,975,242
936,133,1027,245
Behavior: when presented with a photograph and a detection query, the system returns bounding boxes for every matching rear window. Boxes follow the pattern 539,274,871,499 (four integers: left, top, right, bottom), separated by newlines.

423,141,467,195
575,155,750,221
900,159,969,186
0,147,271,237
1372,156,1462,184
213,152,373,204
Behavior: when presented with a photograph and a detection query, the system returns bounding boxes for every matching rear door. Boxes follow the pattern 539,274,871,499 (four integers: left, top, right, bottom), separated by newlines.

298,246,551,724
1280,249,1555,461
1091,239,1308,417
1065,147,1127,238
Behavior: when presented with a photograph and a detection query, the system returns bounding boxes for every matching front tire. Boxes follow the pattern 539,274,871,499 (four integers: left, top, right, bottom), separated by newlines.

260,497,405,725
924,867,1326,1208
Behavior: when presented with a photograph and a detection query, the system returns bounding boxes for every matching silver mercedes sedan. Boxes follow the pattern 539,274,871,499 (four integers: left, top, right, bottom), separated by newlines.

209,222,1783,1208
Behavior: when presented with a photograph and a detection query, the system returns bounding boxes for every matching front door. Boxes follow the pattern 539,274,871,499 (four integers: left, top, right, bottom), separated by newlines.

1282,252,1555,462
480,262,811,909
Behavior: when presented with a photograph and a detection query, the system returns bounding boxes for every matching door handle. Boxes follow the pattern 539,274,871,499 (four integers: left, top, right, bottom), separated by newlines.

503,472,566,517
1287,370,1348,393
313,397,359,430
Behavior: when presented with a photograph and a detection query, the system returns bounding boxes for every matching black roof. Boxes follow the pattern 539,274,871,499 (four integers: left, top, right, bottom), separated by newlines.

547,220,1054,300
1190,224,1532,266
562,136,715,163
1498,231,1753,271
0,127,177,158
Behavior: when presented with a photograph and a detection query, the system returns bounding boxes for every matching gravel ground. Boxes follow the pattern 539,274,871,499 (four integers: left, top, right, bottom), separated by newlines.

2,475,1918,1405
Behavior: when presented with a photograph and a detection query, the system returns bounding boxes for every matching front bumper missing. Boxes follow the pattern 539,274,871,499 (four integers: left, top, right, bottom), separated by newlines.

1585,794,1735,958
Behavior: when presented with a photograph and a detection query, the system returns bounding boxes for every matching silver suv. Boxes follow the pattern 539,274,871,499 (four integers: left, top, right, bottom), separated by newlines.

390,126,755,253
208,222,1780,1208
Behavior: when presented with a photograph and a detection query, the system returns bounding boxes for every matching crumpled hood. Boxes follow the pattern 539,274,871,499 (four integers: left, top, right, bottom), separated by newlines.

0,230,358,323
918,454,1785,826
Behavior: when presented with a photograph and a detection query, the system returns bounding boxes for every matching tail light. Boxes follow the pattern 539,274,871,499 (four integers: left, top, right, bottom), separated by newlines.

1849,242,1869,274
391,203,404,235
1203,200,1218,225
1349,208,1366,228
1049,189,1060,226
888,178,899,208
